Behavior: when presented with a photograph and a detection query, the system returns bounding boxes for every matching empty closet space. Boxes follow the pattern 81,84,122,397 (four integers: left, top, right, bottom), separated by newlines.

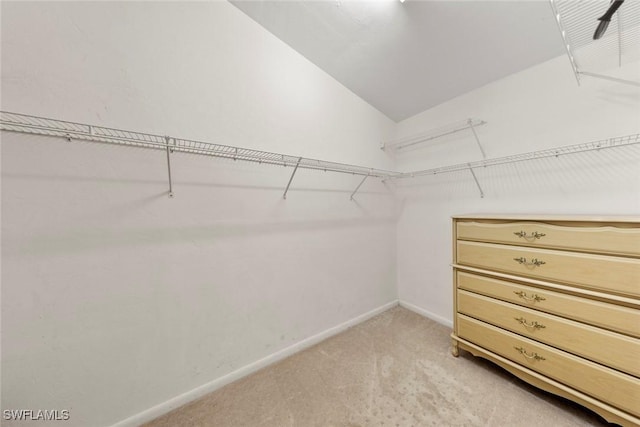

1,2,638,427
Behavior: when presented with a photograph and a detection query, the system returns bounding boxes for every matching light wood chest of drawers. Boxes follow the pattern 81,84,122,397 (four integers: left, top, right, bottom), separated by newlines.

451,215,640,426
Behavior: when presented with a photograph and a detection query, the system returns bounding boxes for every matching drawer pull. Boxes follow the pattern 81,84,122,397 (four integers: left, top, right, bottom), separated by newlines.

513,257,546,267
514,317,546,330
514,347,546,361
513,291,546,302
513,230,546,240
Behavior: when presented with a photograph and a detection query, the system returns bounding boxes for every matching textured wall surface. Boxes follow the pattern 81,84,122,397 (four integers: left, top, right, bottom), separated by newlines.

1,2,397,426
394,55,640,325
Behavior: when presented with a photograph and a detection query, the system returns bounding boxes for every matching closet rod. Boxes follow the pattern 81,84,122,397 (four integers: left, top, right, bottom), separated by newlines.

0,111,395,180
395,133,640,178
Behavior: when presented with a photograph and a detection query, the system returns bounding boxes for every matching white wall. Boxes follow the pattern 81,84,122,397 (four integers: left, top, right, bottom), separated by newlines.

394,54,640,326
3,2,640,426
1,2,397,426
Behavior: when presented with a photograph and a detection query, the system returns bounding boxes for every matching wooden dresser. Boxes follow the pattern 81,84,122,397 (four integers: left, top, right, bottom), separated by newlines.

451,215,640,426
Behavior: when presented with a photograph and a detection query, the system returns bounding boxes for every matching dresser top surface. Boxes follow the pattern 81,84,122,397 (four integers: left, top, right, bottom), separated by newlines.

452,214,640,223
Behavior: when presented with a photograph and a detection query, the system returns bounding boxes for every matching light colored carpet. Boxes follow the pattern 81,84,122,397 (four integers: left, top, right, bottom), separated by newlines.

144,306,608,427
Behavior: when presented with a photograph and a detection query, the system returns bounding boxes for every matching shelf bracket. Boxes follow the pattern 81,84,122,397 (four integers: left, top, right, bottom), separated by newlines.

165,136,174,198
617,9,622,67
468,119,486,159
467,163,484,198
283,157,302,200
350,174,369,201
578,71,640,87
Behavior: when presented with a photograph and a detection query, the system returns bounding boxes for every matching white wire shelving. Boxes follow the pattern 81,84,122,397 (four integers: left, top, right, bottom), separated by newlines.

381,118,487,158
0,111,395,199
1,111,639,199
395,133,640,178
550,0,640,87
394,133,640,198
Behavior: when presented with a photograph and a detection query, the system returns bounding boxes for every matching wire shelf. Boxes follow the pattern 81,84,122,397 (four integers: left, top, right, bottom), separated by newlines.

0,111,395,179
395,134,640,178
382,118,486,152
2,111,639,198
551,0,640,86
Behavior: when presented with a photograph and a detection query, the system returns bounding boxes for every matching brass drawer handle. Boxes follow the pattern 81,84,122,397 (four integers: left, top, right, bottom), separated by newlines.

514,347,546,361
513,257,546,267
513,291,546,303
515,317,546,330
513,231,546,240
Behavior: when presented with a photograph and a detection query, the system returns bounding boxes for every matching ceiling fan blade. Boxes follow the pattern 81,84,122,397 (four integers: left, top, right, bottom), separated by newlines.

593,20,610,40
593,0,625,40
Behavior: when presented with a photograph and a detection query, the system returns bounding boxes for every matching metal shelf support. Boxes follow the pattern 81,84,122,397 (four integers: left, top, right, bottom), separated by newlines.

283,157,302,200
350,174,369,201
165,136,174,198
467,119,486,159
578,71,640,87
618,9,623,68
467,164,484,198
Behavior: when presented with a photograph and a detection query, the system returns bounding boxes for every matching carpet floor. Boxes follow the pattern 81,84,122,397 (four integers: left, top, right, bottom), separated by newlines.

144,306,609,427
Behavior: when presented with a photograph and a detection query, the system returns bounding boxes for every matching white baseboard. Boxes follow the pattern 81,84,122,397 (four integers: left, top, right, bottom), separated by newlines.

399,300,453,328
111,299,399,427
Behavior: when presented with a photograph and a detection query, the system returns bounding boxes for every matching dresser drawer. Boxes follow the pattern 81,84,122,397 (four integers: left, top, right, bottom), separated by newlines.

457,271,640,338
458,290,640,377
457,314,640,417
456,220,640,256
457,241,640,297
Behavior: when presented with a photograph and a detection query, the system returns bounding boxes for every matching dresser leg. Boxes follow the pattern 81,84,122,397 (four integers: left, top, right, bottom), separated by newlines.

451,339,459,357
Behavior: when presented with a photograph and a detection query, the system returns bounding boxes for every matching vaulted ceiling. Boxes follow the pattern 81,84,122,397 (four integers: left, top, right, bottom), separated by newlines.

231,1,567,122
